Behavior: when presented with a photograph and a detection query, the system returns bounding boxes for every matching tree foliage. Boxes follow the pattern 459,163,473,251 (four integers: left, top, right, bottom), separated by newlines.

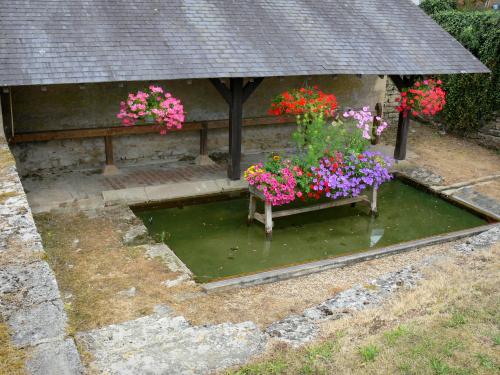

419,0,456,15
419,4,500,133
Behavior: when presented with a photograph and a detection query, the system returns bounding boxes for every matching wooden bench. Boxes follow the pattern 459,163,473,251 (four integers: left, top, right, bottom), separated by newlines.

248,185,378,240
8,116,294,175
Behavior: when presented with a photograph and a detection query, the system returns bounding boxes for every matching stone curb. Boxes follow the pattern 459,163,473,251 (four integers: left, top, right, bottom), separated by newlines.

0,139,83,374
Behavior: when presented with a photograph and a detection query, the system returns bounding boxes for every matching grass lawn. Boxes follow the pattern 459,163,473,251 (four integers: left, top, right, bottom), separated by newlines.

229,244,499,375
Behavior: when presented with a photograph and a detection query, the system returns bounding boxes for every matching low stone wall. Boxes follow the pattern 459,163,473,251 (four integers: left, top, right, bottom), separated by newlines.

0,125,83,373
12,123,298,176
470,115,500,151
383,77,400,127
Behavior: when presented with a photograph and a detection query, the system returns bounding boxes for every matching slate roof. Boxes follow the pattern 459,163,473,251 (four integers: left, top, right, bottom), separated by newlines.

0,0,489,86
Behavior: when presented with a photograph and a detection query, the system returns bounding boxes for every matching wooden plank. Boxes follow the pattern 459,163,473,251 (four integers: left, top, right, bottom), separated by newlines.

11,115,295,144
254,212,266,225
270,196,370,219
228,78,243,180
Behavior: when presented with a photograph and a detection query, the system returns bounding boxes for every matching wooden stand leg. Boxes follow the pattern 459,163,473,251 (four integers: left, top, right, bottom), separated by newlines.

265,202,273,240
247,195,256,225
370,187,378,217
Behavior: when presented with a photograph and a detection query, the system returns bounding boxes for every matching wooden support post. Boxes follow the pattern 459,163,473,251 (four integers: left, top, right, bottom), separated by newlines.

209,77,264,180
104,136,114,165
264,201,273,240
195,122,215,165
0,89,14,142
200,122,208,156
228,78,243,180
247,195,256,225
393,111,410,160
102,135,120,175
389,75,415,160
371,102,383,145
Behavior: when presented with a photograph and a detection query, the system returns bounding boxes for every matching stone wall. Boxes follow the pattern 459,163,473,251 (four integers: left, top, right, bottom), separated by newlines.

383,77,400,127
9,75,387,175
0,103,83,373
470,114,500,151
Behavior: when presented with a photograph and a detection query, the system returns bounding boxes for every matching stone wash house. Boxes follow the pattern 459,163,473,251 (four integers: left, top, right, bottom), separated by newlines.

0,0,488,180
0,1,491,373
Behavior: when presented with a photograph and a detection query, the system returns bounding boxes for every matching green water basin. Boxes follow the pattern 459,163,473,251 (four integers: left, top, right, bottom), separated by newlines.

134,180,488,282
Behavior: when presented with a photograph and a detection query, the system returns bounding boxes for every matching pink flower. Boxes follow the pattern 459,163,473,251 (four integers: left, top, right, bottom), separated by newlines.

117,85,185,133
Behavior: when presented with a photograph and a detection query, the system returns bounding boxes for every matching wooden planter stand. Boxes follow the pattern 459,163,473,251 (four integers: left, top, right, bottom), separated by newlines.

248,186,378,240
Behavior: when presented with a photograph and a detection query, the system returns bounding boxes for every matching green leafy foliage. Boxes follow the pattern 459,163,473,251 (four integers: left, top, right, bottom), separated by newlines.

291,113,368,167
421,7,500,133
419,0,456,15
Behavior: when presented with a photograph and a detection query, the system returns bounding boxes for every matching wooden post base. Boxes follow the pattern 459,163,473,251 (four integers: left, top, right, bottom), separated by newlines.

102,164,120,176
195,154,216,166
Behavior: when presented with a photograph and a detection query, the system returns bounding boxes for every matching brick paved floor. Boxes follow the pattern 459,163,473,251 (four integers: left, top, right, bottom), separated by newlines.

20,154,265,212
102,163,226,190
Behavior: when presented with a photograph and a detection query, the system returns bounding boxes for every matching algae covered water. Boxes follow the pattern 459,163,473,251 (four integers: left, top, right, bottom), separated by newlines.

135,180,487,282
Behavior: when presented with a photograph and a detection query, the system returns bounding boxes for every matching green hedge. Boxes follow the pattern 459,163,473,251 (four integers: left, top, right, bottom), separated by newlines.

419,4,500,133
419,0,456,15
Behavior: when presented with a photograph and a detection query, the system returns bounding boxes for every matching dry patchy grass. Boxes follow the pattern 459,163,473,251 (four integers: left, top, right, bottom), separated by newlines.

35,207,466,333
0,323,25,375
384,122,500,185
229,244,500,374
35,212,185,332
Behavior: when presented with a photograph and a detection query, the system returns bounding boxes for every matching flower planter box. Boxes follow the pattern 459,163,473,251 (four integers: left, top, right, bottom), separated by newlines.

248,185,378,240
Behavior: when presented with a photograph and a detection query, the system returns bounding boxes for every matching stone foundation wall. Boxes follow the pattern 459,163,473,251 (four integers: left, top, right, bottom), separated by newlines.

12,124,298,176
8,75,387,175
0,104,83,373
383,77,400,127
469,115,500,151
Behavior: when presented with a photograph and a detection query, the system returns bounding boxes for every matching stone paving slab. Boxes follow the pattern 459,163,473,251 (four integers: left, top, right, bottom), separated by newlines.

450,186,500,219
5,292,67,347
102,186,148,205
25,338,84,375
77,315,266,375
0,261,62,315
142,243,193,275
145,180,222,202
